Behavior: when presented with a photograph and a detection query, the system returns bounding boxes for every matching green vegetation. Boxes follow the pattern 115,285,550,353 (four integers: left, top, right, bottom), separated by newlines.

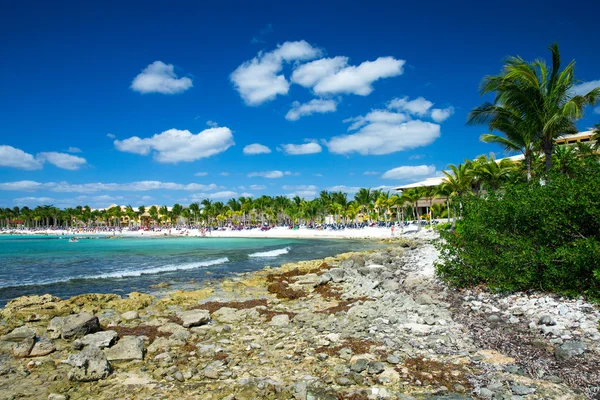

437,43,600,300
436,159,600,299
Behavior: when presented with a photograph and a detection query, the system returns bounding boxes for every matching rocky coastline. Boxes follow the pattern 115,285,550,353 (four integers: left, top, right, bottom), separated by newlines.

0,236,598,400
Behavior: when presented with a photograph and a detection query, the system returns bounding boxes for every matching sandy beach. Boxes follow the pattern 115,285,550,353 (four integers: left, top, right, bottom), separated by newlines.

2,225,442,241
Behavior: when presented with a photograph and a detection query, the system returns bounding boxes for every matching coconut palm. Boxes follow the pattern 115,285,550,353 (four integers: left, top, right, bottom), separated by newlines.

476,43,599,173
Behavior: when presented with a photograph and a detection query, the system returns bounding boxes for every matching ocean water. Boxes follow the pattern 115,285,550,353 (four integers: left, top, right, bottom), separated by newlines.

0,235,378,305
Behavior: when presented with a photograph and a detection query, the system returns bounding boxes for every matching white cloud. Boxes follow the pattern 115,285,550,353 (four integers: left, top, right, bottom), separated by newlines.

572,80,600,96
291,56,349,87
327,118,440,155
206,120,218,127
280,142,322,155
194,172,208,176
37,152,87,171
345,110,409,131
285,99,338,121
249,184,266,190
243,143,271,155
190,191,238,200
430,107,455,122
286,190,317,199
230,40,322,105
301,56,405,96
313,173,323,177
0,180,219,193
363,171,379,175
106,133,116,139
131,61,193,94
13,197,54,205
241,192,254,198
409,154,425,160
282,185,318,191
381,165,436,180
67,147,82,153
327,185,361,194
114,127,234,163
248,170,293,178
219,172,230,176
0,146,43,170
387,97,433,116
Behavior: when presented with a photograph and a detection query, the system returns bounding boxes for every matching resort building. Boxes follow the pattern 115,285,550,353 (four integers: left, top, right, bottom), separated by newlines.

393,130,598,216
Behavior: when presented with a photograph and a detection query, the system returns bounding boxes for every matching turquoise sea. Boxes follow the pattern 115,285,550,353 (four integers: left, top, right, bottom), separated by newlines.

0,235,377,306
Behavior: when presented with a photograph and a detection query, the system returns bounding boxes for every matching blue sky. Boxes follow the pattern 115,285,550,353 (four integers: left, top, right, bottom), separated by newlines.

1,0,599,208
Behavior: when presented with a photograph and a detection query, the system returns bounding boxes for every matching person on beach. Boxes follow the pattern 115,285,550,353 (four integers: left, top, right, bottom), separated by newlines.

391,225,395,237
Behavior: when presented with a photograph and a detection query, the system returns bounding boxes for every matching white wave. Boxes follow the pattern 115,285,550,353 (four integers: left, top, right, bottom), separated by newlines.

248,247,290,258
0,258,229,289
91,258,229,279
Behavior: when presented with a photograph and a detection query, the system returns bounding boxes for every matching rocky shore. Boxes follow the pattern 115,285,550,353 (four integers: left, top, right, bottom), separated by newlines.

0,236,598,400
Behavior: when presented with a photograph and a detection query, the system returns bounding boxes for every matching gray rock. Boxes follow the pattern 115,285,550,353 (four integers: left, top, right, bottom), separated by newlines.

1,326,36,342
336,377,352,386
537,315,555,326
350,358,368,373
46,317,64,339
367,361,385,375
382,280,400,291
204,365,219,379
61,313,100,340
318,273,332,285
105,336,144,361
211,307,242,324
12,338,34,358
487,315,501,323
386,354,400,364
510,385,535,395
67,345,111,381
270,314,290,326
48,394,68,400
478,388,494,399
29,337,56,357
179,309,211,328
173,371,185,382
120,311,139,321
555,341,586,360
72,330,118,350
416,293,434,305
328,268,345,283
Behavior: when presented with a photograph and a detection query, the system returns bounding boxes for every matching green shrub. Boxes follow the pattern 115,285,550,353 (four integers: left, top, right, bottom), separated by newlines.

435,159,600,300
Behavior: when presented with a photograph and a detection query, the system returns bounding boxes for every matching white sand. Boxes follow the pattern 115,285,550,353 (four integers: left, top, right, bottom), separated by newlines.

4,225,440,241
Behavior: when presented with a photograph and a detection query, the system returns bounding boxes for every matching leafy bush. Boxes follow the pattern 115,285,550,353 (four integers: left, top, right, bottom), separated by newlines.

435,159,600,300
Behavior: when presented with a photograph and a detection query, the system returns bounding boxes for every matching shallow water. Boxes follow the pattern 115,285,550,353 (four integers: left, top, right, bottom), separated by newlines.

0,235,378,305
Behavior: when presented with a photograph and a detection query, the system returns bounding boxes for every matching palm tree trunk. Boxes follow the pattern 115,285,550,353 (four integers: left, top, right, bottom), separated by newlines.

542,139,553,173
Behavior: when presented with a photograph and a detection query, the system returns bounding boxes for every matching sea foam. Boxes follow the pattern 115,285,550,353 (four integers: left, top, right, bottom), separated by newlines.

248,247,290,258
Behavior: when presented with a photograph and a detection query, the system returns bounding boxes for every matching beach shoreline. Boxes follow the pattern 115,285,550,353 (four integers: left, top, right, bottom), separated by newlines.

0,225,441,241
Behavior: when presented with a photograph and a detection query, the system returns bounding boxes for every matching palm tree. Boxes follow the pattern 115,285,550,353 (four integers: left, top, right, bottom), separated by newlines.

476,43,599,173
188,202,200,225
592,123,600,150
472,154,516,191
470,103,537,180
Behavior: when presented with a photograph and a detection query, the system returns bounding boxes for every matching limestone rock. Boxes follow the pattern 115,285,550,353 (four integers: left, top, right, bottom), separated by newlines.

67,345,111,382
105,336,144,361
555,341,586,360
12,338,35,358
72,330,118,350
179,309,210,328
270,314,290,326
212,307,243,324
328,268,345,283
29,337,56,357
121,311,139,321
350,359,368,373
61,313,100,340
1,326,36,342
415,293,434,305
